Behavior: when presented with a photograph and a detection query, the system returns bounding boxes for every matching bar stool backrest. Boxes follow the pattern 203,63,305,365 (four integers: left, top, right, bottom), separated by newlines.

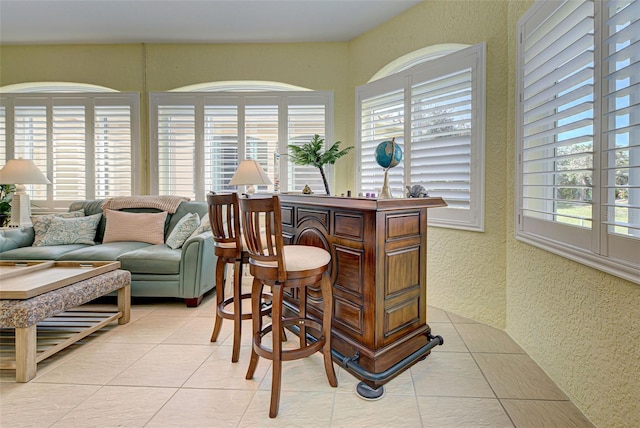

207,192,242,260
238,195,287,281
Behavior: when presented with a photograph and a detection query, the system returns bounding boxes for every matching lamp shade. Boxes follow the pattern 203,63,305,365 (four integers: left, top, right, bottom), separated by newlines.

229,160,272,187
0,158,51,185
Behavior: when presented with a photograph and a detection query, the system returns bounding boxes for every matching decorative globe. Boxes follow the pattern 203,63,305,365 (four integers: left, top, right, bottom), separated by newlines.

375,140,403,169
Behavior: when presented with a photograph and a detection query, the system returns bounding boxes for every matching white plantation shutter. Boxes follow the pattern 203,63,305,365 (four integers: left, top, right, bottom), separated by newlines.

204,104,238,194
411,69,472,210
53,104,86,200
517,0,639,282
94,103,134,198
13,104,48,202
245,103,278,194
288,103,327,193
601,0,640,265
156,104,197,199
150,91,333,200
1,93,140,210
0,106,6,164
518,0,595,249
358,85,405,196
356,43,485,230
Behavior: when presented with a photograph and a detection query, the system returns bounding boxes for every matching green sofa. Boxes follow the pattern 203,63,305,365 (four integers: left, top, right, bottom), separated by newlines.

0,200,217,307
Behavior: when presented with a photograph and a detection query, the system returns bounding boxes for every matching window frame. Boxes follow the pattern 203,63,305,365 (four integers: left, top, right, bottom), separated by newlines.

148,90,334,200
0,92,141,211
515,0,640,284
356,43,486,231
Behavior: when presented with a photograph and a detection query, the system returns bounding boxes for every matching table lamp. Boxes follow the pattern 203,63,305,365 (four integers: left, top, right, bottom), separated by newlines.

229,159,272,195
0,158,51,227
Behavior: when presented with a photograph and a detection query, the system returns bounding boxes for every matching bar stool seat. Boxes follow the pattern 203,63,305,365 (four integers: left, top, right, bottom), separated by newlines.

239,195,337,418
207,192,271,363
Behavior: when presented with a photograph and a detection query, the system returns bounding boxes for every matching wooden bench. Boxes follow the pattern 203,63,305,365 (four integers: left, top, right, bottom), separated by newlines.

0,268,131,382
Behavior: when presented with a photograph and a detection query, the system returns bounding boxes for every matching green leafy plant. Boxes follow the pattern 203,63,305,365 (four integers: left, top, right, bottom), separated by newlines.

0,184,15,226
288,135,353,195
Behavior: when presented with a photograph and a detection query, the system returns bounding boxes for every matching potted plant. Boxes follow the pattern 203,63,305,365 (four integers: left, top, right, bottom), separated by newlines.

288,135,353,196
0,184,15,227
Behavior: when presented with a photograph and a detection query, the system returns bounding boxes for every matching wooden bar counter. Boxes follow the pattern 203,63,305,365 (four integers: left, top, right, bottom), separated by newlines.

278,194,447,394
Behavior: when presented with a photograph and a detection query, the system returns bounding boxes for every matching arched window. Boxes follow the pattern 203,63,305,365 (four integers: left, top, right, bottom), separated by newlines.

356,43,486,231
0,82,141,210
149,81,334,200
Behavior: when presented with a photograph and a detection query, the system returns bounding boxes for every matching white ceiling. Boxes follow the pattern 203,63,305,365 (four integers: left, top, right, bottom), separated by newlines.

0,0,422,45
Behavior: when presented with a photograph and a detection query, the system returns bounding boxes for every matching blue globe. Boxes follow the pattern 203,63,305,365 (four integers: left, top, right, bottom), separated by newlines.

375,140,403,169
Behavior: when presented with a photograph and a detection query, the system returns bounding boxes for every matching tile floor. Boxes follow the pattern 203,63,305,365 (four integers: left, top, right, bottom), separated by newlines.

1,279,595,427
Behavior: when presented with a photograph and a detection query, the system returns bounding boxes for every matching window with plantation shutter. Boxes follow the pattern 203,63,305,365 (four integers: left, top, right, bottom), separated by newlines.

0,92,141,210
356,43,485,230
287,101,328,193
149,91,333,200
516,0,639,283
358,84,405,196
204,103,238,194
0,107,6,164
156,103,197,200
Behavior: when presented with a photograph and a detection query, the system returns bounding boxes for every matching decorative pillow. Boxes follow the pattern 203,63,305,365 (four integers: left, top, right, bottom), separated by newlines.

190,212,211,238
35,213,102,247
32,210,85,246
102,209,167,245
166,212,200,249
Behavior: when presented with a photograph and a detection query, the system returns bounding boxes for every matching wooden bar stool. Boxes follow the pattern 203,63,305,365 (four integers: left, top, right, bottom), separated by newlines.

239,195,337,418
207,192,271,363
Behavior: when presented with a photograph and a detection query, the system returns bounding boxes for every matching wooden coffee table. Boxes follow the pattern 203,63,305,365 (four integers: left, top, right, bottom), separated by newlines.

0,261,131,382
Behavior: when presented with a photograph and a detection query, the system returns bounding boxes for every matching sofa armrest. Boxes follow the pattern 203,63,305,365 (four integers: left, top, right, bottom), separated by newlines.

0,227,35,253
179,231,216,299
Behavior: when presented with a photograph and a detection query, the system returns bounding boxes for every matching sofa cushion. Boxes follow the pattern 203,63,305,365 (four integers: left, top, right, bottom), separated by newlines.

32,210,85,246
190,212,212,238
35,213,102,247
0,244,89,260
103,210,167,245
168,201,208,236
57,241,151,261
166,212,200,249
117,244,182,275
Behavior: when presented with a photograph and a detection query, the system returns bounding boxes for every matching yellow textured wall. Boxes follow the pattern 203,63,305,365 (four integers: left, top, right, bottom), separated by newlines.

1,2,638,425
505,2,640,427
0,42,350,193
349,0,510,328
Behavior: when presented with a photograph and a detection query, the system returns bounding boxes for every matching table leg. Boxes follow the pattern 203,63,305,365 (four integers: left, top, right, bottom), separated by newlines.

15,325,36,382
117,284,131,325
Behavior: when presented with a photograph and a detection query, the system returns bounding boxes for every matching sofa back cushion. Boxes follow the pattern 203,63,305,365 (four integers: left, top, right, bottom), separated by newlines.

167,201,208,236
68,199,209,242
102,209,167,245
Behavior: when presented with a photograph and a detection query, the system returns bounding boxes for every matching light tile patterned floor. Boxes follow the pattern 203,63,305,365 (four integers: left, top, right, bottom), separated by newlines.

0,286,595,427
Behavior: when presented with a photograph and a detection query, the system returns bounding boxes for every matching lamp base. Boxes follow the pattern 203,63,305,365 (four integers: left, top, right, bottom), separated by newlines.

9,185,33,227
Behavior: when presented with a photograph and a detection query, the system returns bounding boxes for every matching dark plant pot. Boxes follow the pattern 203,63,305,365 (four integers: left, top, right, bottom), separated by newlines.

0,213,8,227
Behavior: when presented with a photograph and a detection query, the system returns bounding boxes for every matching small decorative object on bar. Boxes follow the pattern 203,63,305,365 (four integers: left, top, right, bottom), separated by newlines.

302,184,313,194
229,159,272,196
0,158,51,227
0,184,15,227
375,138,403,199
288,134,353,196
406,184,429,198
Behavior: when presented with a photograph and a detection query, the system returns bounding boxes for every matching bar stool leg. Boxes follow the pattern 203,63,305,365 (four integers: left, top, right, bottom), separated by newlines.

231,259,243,362
270,282,284,418
210,258,226,342
320,273,337,387
245,277,263,380
298,287,307,348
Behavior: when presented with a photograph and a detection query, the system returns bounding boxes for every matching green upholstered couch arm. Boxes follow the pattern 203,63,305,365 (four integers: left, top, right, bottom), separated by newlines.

179,230,215,299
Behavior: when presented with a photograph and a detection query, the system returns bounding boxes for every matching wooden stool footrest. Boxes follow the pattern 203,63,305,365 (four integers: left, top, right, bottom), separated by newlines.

218,292,272,320
254,318,326,361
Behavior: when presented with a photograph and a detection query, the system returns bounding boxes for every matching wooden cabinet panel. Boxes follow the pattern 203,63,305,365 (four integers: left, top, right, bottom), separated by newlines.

279,194,446,390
